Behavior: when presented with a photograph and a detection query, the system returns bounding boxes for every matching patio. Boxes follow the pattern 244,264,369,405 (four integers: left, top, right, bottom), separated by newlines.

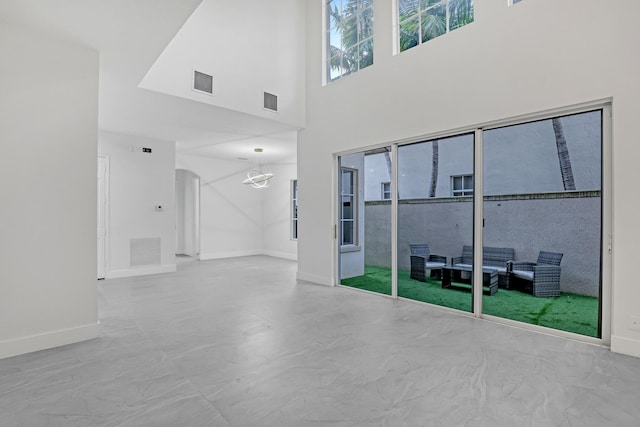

341,266,599,338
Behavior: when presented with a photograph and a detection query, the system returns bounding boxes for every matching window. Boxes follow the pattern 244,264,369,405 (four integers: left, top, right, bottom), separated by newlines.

340,168,357,245
326,0,374,82
398,0,474,53
381,182,391,199
291,180,298,240
451,174,473,196
511,0,523,4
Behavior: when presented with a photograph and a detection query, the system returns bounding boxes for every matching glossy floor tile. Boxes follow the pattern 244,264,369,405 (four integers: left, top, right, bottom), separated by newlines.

2,255,640,426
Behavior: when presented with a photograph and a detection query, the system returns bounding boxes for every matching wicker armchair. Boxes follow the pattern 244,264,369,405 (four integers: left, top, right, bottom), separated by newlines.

409,244,447,281
507,251,563,297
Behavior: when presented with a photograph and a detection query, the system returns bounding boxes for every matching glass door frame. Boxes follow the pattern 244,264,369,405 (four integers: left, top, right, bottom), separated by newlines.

333,99,612,346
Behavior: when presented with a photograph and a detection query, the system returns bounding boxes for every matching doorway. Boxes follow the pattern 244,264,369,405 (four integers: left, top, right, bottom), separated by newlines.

175,169,201,260
481,109,604,337
338,148,393,297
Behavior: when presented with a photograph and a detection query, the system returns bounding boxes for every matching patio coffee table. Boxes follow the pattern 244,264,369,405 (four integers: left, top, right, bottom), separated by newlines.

441,266,499,296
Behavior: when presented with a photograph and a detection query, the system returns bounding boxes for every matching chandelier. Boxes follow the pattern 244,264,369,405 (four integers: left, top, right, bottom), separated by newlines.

242,148,274,189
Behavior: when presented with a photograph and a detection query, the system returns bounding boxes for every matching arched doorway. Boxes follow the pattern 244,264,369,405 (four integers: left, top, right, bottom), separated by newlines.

175,169,200,260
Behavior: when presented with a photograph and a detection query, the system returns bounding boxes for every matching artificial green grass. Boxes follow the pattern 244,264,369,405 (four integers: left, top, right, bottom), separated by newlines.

341,266,599,338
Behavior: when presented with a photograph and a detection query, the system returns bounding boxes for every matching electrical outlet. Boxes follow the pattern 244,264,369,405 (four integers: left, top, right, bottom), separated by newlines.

630,315,640,332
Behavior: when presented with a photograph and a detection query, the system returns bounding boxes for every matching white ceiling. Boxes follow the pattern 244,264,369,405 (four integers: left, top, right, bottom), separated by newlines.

0,0,299,163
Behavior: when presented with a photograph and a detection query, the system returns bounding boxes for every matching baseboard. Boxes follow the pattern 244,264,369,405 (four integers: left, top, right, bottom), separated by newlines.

611,335,640,358
107,264,177,279
199,250,262,260
261,250,297,261
0,322,100,360
296,271,333,286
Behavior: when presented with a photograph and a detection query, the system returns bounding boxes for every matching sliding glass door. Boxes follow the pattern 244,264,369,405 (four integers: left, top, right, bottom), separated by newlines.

396,134,475,312
335,106,607,340
338,149,393,296
482,111,602,337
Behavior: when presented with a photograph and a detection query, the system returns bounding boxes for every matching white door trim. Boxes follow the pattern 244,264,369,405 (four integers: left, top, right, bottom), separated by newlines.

97,156,110,279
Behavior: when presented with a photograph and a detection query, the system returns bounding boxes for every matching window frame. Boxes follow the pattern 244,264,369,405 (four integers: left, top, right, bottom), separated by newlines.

451,174,474,196
334,100,611,346
340,167,358,247
396,0,474,53
325,0,375,83
381,181,391,199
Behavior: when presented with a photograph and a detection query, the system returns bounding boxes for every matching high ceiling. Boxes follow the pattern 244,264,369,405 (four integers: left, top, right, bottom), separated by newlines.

0,0,300,163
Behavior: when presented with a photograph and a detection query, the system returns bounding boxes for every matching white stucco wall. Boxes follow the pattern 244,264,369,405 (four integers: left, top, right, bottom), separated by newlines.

298,0,640,357
365,112,601,201
0,24,99,358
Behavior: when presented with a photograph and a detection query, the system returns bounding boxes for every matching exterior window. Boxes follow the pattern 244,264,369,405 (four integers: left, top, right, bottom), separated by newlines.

381,182,391,199
512,0,522,4
398,0,474,53
452,174,473,196
340,168,357,245
326,0,374,82
291,180,298,240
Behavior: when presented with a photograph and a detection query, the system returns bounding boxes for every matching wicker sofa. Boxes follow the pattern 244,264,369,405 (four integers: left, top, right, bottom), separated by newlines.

452,245,515,288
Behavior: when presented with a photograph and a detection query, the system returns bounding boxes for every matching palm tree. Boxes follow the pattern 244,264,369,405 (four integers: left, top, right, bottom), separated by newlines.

328,0,374,78
429,141,439,197
399,0,473,51
383,150,392,180
552,118,576,191
449,0,474,31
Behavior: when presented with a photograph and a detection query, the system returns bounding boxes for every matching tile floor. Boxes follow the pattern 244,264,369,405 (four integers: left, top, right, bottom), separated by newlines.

2,255,640,426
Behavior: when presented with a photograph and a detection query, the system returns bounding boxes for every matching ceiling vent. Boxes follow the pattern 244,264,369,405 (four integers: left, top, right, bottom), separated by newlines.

193,70,213,95
264,92,278,112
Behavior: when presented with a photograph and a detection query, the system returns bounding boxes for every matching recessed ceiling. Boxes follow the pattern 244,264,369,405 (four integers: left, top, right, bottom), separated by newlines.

176,130,297,164
0,0,300,163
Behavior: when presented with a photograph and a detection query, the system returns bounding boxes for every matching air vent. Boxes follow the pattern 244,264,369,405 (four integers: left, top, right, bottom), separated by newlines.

193,70,213,94
264,92,278,112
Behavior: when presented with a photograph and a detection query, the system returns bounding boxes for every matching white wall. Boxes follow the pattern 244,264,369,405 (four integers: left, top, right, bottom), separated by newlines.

261,163,298,260
176,154,297,260
364,153,391,201
176,154,263,259
365,113,601,200
298,0,640,357
396,135,474,199
0,24,99,359
98,131,177,278
140,0,306,129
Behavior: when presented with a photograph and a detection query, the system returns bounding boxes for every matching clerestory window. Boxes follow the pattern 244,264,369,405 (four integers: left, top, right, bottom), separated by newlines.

398,0,474,53
326,0,374,82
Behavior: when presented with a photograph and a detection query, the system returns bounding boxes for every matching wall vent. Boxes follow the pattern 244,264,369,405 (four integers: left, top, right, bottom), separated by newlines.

264,92,278,112
193,70,213,95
